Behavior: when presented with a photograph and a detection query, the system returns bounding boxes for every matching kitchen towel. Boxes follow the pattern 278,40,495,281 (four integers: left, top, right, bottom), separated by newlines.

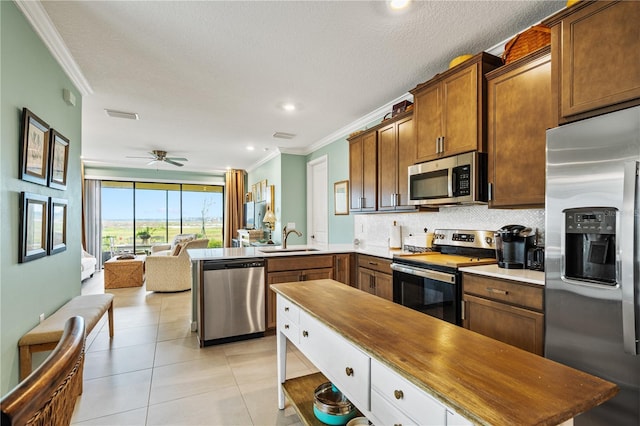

390,221,402,248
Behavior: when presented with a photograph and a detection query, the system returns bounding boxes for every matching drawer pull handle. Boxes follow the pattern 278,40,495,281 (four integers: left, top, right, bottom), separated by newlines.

284,324,289,329
394,389,404,400
345,367,354,376
284,307,289,312
302,330,309,337
368,261,378,265
487,287,509,295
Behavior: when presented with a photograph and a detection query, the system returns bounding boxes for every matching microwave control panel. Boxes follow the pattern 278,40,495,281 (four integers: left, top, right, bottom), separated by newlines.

453,164,471,196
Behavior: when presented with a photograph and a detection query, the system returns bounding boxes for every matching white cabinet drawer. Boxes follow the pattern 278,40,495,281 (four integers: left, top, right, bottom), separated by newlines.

299,310,370,411
371,389,417,426
277,314,299,345
277,296,300,324
371,359,445,425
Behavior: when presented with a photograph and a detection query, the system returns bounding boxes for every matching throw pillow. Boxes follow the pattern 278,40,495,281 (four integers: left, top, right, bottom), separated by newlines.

171,233,196,250
172,243,184,256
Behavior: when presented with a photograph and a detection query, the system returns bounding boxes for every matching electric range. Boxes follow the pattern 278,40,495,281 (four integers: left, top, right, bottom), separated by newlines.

391,229,497,325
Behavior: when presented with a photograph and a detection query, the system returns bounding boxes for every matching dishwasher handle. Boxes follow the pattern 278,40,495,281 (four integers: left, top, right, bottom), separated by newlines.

203,258,265,270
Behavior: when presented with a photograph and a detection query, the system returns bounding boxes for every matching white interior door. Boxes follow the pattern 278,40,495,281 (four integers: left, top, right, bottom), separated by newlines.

307,156,328,245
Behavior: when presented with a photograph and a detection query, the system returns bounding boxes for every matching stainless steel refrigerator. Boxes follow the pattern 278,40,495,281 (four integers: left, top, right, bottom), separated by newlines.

546,106,640,425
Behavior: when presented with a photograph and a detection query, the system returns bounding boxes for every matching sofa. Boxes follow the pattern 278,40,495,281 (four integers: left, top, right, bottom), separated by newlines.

81,248,97,281
145,238,209,292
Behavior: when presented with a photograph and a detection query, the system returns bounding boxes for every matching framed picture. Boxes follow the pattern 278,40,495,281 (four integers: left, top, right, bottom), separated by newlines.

48,130,69,190
20,108,50,186
252,184,260,202
49,197,68,255
260,179,268,203
334,180,349,215
19,192,49,263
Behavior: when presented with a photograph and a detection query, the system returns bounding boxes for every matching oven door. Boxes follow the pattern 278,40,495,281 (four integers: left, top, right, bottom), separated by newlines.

391,263,461,325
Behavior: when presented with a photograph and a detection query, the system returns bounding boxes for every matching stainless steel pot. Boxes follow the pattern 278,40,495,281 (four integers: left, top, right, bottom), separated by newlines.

314,382,354,415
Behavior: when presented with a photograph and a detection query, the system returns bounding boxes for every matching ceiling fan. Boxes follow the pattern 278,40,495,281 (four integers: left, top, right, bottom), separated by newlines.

127,150,188,167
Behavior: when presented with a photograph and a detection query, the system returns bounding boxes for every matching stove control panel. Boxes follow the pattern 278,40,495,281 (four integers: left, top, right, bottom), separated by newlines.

433,229,496,250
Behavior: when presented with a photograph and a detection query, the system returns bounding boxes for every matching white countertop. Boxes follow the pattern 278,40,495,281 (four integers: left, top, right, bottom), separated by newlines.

459,264,545,286
188,243,406,261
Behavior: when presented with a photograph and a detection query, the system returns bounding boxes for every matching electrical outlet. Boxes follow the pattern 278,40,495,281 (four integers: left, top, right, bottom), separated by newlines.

191,321,197,332
39,313,45,323
287,222,295,229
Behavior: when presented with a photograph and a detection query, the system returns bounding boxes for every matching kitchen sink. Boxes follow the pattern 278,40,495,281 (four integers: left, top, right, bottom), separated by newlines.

258,247,320,253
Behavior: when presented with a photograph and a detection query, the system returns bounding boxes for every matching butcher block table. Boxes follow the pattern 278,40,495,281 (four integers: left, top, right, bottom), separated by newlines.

104,255,145,289
271,279,617,426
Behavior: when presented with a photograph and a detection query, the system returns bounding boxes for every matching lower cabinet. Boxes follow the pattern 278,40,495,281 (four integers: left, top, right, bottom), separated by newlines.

334,253,355,287
462,273,544,355
276,294,470,425
357,254,393,301
266,255,334,330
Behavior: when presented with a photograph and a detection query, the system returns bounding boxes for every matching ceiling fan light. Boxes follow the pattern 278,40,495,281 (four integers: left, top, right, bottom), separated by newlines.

105,109,139,120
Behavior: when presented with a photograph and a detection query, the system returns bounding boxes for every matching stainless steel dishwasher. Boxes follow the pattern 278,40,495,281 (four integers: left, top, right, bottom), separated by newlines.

198,258,265,345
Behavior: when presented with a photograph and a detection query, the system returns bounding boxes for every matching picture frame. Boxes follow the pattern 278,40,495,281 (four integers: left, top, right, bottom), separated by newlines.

334,180,349,215
260,179,268,204
48,129,69,190
49,197,68,255
20,108,50,186
19,192,49,263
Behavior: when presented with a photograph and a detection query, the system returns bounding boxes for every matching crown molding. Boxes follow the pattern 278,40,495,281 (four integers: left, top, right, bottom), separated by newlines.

306,92,413,154
14,0,93,96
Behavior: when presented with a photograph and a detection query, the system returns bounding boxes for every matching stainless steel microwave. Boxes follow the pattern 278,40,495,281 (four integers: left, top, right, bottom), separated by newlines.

408,152,487,206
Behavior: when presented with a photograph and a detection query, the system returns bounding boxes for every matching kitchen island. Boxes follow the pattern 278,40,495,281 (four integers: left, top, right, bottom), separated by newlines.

272,279,617,425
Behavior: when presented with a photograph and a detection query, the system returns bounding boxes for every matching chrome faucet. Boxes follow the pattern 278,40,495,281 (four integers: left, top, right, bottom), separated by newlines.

282,225,302,249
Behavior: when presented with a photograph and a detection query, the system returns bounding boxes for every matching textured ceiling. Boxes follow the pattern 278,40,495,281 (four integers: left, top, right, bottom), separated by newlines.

39,0,564,174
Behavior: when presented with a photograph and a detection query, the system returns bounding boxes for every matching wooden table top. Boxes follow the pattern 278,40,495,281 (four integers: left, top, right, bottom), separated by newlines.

271,279,618,426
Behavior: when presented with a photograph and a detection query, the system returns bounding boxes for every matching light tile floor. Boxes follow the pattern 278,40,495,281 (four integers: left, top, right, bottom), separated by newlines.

71,271,314,425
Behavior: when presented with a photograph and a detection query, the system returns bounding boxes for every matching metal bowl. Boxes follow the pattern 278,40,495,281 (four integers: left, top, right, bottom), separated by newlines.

313,382,356,424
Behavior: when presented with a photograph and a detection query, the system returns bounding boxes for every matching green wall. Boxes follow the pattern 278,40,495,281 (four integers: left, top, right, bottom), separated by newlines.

280,154,306,246
1,2,83,394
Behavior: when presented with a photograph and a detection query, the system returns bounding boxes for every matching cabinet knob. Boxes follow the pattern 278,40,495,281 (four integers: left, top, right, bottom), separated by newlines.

284,307,289,312
345,367,354,376
302,330,309,338
284,324,289,330
394,389,404,400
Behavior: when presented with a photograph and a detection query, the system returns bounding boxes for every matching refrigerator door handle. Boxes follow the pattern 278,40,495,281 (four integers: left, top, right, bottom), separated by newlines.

622,161,640,355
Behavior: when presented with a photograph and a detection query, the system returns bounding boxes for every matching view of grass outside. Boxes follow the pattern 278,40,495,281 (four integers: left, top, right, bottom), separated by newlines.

101,182,223,257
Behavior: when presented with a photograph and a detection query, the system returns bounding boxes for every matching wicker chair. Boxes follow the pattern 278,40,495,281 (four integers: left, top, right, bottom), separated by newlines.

145,238,209,292
1,316,85,426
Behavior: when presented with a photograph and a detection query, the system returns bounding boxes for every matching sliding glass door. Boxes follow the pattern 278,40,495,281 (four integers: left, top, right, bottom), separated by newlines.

101,181,223,258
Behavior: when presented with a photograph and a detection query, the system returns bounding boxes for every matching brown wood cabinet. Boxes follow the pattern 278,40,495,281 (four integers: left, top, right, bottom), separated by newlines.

266,255,334,330
334,253,355,287
378,112,416,211
462,273,544,355
357,254,393,301
349,130,377,212
543,1,640,124
486,47,553,208
411,53,502,163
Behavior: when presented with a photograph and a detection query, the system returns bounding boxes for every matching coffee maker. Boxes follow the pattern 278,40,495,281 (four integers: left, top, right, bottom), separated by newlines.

495,225,535,269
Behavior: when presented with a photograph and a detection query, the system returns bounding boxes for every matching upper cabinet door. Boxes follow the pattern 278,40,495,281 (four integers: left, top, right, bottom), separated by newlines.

544,0,640,123
414,84,442,163
487,48,553,208
396,115,414,209
442,63,479,157
377,122,398,211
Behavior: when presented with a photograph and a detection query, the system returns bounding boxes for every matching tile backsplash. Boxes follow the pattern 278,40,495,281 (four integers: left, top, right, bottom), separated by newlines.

354,205,545,248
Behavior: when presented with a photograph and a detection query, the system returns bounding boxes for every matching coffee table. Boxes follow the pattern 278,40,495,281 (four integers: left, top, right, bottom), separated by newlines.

104,255,146,289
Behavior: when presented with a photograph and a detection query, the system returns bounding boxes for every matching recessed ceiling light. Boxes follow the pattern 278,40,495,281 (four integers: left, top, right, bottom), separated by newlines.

389,0,410,10
282,103,296,112
247,146,255,151
104,109,139,120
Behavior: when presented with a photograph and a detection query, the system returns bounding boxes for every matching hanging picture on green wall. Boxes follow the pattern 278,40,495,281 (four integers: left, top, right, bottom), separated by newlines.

49,197,67,255
48,130,69,190
20,108,50,187
19,192,49,263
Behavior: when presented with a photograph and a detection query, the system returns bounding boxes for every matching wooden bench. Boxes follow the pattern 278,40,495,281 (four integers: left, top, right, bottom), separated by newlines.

18,294,114,380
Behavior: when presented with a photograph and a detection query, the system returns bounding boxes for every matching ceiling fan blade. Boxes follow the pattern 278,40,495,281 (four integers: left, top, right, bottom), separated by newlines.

147,160,158,166
166,157,188,162
164,159,184,167
126,156,155,159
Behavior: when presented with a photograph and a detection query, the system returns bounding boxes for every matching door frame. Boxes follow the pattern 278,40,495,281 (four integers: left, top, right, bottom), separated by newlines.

306,155,328,245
